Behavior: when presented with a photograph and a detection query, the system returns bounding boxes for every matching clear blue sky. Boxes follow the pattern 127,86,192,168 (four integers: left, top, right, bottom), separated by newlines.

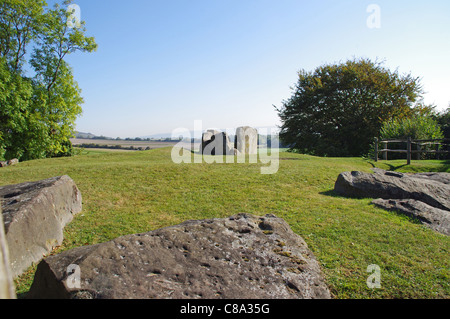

52,0,450,138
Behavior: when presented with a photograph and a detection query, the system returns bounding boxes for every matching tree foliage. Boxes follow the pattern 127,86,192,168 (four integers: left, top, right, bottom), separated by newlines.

277,58,425,157
380,114,443,141
434,106,450,140
0,0,97,161
376,114,444,160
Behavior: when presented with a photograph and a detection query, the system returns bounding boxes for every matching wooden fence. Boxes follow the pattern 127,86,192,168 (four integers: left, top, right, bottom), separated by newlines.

374,137,450,165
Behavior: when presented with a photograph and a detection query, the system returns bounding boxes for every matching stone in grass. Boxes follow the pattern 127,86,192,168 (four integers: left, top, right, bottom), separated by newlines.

27,214,331,299
373,198,450,236
334,170,450,211
0,159,19,168
0,176,82,278
334,169,450,236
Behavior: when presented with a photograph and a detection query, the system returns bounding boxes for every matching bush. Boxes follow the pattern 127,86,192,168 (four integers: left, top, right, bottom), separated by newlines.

373,115,444,160
435,107,450,139
381,115,443,140
49,139,75,158
434,107,450,159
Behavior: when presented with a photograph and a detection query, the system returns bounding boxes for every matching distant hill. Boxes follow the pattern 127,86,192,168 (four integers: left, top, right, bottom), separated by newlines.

75,132,97,139
76,131,177,140
140,133,175,139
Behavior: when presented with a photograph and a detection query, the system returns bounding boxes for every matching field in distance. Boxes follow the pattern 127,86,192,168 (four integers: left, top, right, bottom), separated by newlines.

70,138,180,150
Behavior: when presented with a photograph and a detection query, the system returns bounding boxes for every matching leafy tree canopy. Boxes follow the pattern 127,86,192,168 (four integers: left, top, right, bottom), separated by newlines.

434,106,450,140
277,58,426,157
0,0,97,161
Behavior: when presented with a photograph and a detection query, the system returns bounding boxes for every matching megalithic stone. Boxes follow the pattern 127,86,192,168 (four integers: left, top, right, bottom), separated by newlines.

0,176,82,278
27,214,331,299
0,207,16,299
202,130,236,156
235,127,258,155
201,130,219,155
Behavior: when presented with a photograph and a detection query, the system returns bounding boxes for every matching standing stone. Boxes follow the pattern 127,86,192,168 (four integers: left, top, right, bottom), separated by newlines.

235,127,258,155
201,130,219,154
0,176,82,278
0,208,16,299
202,130,236,156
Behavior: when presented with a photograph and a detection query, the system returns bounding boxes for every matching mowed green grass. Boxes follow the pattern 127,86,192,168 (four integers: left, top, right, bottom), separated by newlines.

1,148,449,298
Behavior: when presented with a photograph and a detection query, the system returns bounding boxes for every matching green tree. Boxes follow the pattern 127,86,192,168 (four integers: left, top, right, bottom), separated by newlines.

31,1,97,92
435,106,450,139
32,60,84,158
277,58,424,157
434,106,450,159
380,115,443,141
0,57,36,160
0,0,46,71
0,0,97,161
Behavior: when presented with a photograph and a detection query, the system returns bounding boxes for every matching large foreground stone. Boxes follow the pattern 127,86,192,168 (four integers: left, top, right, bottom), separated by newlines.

0,176,82,278
334,169,450,236
410,172,450,185
27,214,331,299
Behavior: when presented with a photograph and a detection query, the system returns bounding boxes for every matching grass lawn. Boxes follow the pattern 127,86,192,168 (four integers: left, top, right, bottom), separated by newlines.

1,148,449,299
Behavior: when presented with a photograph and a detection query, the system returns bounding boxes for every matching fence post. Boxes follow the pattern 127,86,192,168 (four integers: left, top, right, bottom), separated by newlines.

383,141,388,161
407,137,412,165
374,138,378,162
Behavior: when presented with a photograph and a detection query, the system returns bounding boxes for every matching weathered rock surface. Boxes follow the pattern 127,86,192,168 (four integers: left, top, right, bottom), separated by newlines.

27,214,331,299
201,130,220,154
235,126,258,155
409,172,450,185
7,159,19,166
373,199,450,236
0,159,19,168
0,176,82,278
334,169,450,235
0,207,16,299
334,170,450,211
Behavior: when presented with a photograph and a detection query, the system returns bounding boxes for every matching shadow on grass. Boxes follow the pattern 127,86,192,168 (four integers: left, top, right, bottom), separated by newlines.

383,163,409,171
366,159,450,172
371,202,425,226
433,160,450,172
320,190,426,228
319,189,347,198
320,189,379,201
